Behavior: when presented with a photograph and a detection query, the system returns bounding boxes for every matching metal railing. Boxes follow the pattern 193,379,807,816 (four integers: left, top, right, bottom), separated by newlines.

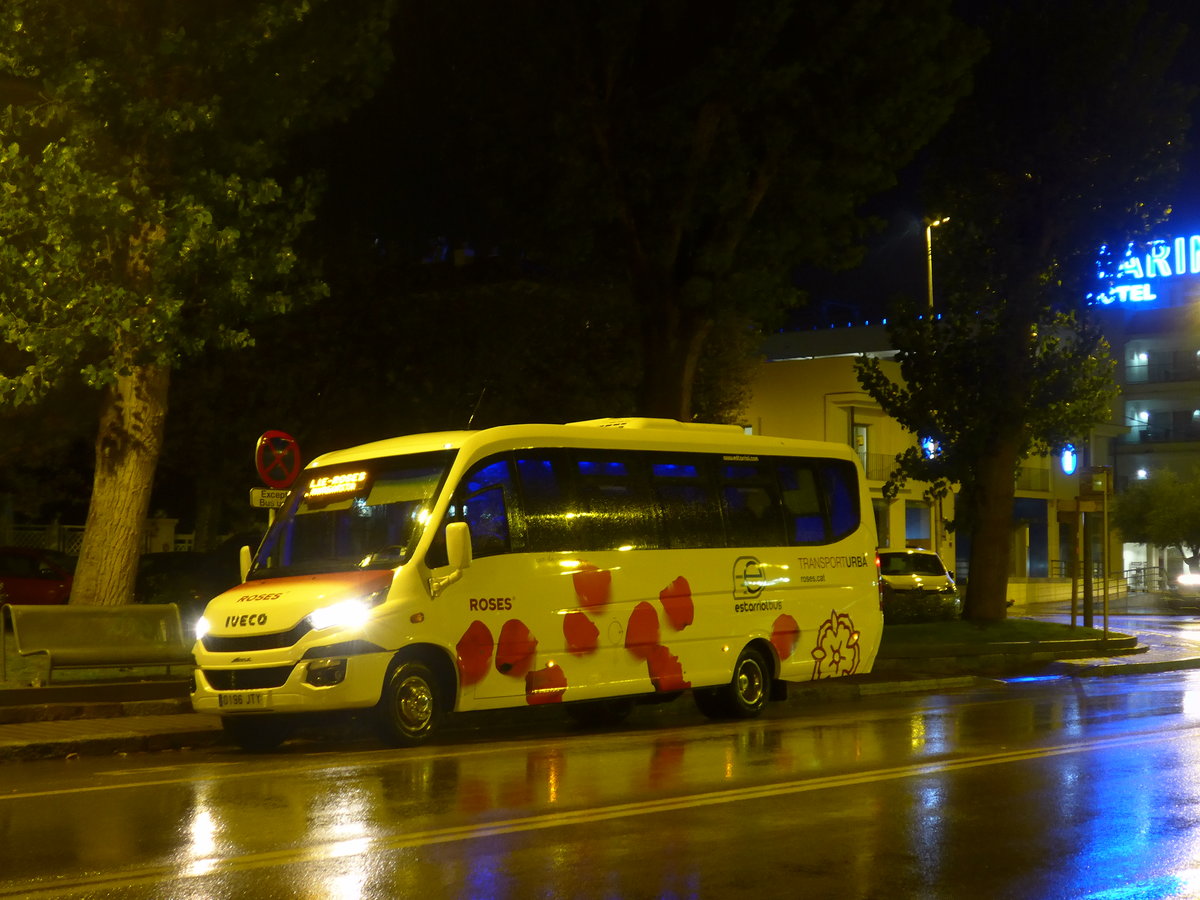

9,525,193,554
1124,564,1168,593
863,452,896,482
1125,360,1200,385
11,525,85,554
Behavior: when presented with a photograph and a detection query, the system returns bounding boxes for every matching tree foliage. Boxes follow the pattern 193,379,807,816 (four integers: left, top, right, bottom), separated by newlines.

857,312,1119,512
0,1,394,399
330,0,983,421
1112,469,1200,571
0,0,395,603
857,0,1194,622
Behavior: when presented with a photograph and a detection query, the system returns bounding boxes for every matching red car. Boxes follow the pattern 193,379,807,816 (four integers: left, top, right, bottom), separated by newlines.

0,547,75,605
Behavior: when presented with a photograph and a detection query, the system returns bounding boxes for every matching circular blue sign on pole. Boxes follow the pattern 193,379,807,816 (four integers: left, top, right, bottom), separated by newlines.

1060,444,1078,476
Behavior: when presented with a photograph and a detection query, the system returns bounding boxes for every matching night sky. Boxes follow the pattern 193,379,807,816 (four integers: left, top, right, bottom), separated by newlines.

789,1,1200,332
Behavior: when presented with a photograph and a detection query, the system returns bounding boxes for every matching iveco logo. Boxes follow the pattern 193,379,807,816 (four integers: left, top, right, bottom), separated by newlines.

232,657,252,663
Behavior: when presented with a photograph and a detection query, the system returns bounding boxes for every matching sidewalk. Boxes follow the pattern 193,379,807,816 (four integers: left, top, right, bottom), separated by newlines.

3,603,1200,763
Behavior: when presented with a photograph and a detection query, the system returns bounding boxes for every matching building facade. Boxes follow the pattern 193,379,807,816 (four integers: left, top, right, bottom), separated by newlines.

747,325,1124,609
1093,231,1200,579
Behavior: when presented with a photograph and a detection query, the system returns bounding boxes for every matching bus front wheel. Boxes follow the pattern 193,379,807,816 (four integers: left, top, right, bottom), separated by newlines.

375,660,444,745
694,647,771,720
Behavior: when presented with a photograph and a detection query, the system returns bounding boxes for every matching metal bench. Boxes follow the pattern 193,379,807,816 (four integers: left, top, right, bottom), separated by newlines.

1,603,195,683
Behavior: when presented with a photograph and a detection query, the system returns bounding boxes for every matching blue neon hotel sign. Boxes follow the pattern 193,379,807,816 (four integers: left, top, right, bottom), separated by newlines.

1091,234,1200,306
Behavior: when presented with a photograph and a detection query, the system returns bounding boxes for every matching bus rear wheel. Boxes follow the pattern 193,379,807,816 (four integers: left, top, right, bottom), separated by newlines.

694,647,771,720
375,660,444,745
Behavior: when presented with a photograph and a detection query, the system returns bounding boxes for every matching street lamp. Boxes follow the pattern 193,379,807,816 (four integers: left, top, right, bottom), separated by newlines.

925,216,949,311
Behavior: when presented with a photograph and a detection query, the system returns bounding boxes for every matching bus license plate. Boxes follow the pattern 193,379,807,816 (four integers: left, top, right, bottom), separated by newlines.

218,692,269,709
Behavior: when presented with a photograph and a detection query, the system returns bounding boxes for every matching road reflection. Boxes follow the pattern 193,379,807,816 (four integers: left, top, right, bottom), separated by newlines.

12,674,1200,897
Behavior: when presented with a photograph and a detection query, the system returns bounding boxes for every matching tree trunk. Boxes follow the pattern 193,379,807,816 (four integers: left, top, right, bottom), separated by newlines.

70,363,171,606
962,436,1021,622
192,471,226,552
637,300,713,421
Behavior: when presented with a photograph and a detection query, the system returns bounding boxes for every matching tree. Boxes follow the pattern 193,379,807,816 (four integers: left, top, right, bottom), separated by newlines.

157,267,642,546
0,1,395,604
1112,469,1200,575
857,0,1194,622
342,1,982,422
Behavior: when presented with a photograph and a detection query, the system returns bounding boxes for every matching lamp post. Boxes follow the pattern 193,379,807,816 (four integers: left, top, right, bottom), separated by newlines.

924,216,949,311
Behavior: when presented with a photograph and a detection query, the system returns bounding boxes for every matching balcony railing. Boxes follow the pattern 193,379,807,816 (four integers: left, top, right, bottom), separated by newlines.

863,452,896,481
861,455,1051,493
1126,360,1200,385
1127,424,1200,444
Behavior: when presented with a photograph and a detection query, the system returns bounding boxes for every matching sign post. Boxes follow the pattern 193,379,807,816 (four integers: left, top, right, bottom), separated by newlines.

254,431,301,527
1079,467,1112,639
249,488,290,509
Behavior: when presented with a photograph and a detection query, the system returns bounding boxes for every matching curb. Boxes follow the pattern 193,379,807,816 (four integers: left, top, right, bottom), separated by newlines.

1,640,1197,764
877,635,1140,658
0,713,224,763
1049,655,1200,677
0,697,194,726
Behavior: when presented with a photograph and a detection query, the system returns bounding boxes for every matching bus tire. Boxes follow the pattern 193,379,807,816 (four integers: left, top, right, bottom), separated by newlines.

375,659,444,745
694,646,771,720
221,715,292,752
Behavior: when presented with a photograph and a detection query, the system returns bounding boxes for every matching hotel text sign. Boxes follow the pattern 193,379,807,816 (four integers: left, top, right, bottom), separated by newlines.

1093,234,1200,306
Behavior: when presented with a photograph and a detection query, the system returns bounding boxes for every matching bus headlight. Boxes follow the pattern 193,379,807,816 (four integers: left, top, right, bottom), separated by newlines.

195,617,210,641
307,591,386,631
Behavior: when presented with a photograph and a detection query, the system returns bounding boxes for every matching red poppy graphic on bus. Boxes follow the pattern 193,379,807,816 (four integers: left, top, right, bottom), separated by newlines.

456,620,494,686
625,601,660,660
563,611,600,655
525,663,568,704
770,614,800,661
495,619,538,677
659,576,694,631
811,610,861,679
573,564,612,611
646,644,690,692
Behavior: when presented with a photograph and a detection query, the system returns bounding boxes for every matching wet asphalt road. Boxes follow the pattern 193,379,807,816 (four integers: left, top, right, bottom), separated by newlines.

6,664,1200,899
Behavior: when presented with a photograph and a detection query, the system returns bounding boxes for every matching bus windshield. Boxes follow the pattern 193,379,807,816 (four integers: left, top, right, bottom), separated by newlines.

249,450,456,579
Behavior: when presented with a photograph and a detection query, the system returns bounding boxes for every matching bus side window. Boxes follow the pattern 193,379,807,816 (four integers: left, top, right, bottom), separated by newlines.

575,455,660,551
821,460,861,540
777,459,862,545
720,463,787,547
428,457,515,566
778,463,826,544
461,458,513,558
652,457,722,549
516,453,577,552
463,485,510,557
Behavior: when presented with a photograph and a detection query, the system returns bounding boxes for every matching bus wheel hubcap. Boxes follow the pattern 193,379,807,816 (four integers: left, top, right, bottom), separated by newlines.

397,677,433,729
737,662,763,705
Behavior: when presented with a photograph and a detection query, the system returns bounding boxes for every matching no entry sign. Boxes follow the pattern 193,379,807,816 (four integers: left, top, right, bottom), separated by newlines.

255,430,302,489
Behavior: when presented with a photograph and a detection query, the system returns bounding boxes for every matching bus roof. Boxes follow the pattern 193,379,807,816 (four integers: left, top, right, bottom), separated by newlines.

306,418,857,469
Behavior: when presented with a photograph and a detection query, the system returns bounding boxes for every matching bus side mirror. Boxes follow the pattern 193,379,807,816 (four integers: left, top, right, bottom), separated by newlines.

446,522,473,571
431,522,472,598
239,545,252,583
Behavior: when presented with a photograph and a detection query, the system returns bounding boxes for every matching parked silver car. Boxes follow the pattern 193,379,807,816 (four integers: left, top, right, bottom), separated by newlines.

877,547,960,623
